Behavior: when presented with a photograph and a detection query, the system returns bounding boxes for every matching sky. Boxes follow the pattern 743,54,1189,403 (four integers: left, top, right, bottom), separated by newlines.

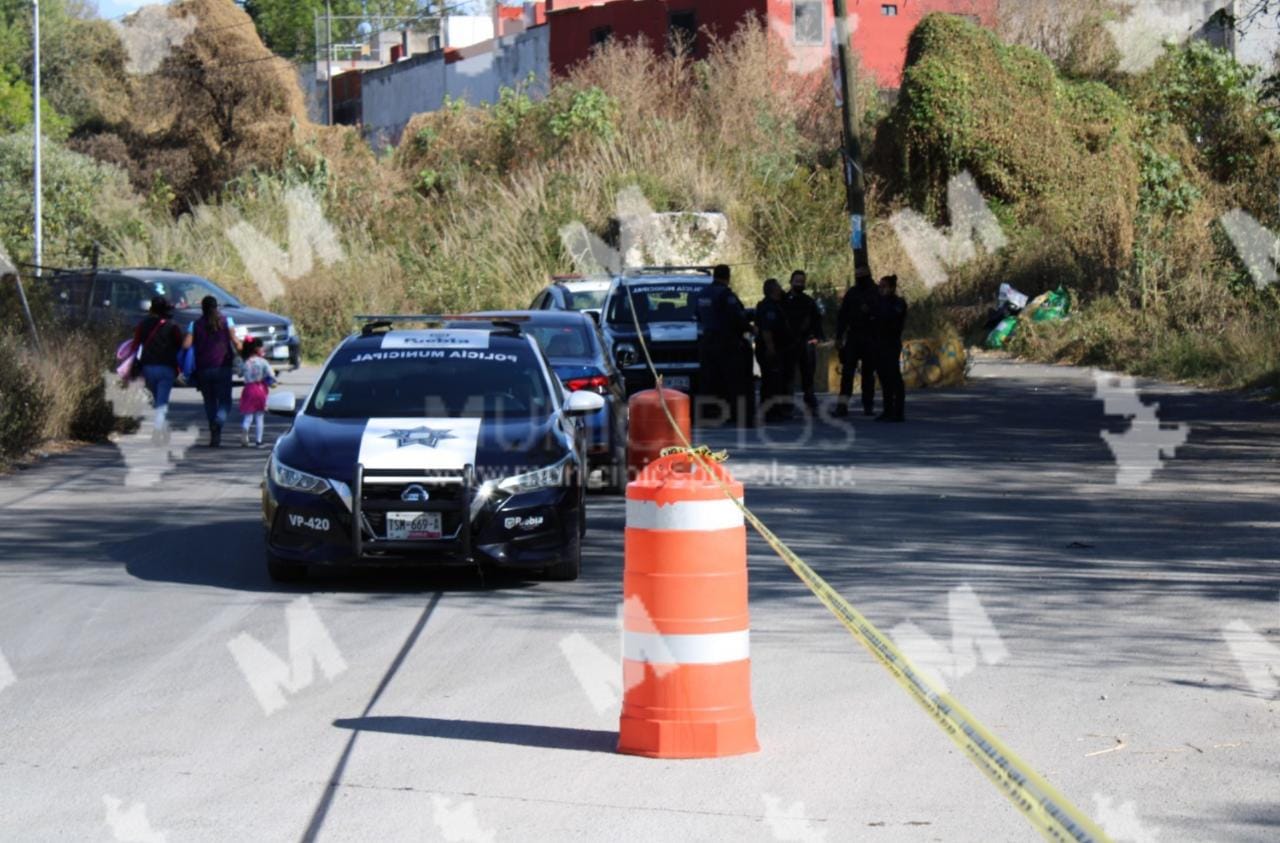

95,0,168,21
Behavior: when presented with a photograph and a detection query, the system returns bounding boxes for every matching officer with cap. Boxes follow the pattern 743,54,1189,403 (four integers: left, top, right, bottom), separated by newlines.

873,275,908,423
782,269,824,413
697,264,754,426
834,269,879,418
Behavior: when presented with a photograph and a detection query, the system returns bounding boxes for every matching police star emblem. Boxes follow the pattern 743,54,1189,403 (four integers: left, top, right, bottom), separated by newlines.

382,426,456,449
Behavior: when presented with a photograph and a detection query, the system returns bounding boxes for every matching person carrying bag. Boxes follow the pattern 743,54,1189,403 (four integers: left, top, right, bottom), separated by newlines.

190,296,241,448
133,297,189,442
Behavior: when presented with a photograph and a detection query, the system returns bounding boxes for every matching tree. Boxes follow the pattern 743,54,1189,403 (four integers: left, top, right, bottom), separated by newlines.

0,0,131,133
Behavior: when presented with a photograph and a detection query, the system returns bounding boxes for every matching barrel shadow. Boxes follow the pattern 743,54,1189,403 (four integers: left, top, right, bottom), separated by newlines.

332,716,617,754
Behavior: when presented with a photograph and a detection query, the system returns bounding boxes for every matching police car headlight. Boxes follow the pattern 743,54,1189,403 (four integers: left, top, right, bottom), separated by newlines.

497,455,572,495
269,457,330,495
615,342,638,368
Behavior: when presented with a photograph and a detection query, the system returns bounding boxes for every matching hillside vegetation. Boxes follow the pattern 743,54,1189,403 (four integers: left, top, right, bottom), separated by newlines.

2,3,1278,460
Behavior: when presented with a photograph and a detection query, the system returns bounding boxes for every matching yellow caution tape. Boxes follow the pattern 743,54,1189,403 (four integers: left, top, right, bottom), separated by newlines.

659,444,729,463
623,285,1110,842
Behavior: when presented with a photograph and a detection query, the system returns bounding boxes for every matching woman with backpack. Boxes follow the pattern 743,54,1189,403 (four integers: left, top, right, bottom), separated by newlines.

133,296,190,442
191,296,241,447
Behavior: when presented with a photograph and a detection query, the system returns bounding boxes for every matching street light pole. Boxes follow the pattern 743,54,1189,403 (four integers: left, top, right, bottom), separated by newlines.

325,0,334,125
32,0,42,272
831,0,872,283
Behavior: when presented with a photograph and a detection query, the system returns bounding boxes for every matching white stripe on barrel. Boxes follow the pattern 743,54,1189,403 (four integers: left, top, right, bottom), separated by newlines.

624,630,750,665
625,498,744,532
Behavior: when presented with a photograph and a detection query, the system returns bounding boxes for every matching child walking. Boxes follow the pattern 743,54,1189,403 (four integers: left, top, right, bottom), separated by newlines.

239,337,277,448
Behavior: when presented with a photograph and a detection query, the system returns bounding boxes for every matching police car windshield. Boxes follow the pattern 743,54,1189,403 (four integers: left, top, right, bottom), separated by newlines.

566,289,608,310
307,338,553,419
607,283,705,325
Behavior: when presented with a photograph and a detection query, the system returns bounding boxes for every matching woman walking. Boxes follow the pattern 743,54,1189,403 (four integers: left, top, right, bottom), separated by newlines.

134,297,189,442
191,296,240,447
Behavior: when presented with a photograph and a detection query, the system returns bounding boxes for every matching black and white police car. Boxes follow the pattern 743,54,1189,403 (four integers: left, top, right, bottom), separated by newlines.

261,317,605,582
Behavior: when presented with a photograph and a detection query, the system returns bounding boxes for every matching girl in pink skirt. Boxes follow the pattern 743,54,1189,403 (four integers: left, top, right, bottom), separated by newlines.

239,337,277,448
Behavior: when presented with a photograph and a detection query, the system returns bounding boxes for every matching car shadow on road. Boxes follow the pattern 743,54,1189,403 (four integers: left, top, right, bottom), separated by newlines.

116,520,544,595
332,715,617,753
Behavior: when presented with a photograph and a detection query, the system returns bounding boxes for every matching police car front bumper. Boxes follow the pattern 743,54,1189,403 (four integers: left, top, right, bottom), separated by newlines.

263,464,581,571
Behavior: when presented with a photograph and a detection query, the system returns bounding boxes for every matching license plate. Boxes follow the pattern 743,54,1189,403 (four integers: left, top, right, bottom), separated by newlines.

665,375,691,392
386,511,443,540
272,345,290,359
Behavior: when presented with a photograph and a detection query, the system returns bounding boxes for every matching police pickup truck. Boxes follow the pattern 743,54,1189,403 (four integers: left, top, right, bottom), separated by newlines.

598,268,714,396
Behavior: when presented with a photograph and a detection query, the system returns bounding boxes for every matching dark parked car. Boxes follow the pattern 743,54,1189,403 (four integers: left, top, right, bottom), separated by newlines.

464,310,628,492
47,268,301,369
599,269,713,396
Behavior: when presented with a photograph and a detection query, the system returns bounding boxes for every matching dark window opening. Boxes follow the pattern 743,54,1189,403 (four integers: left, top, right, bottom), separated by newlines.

590,26,613,48
668,10,697,55
794,0,824,45
881,4,898,16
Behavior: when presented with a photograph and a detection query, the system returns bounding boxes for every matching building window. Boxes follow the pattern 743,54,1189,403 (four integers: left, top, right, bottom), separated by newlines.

590,26,613,48
794,0,823,45
668,10,697,55
881,4,898,15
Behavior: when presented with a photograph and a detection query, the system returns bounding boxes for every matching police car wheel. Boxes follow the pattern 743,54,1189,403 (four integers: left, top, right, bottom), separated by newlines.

267,552,307,583
542,525,582,581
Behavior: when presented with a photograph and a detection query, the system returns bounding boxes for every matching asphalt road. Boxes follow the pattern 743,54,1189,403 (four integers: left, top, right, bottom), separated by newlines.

0,358,1276,842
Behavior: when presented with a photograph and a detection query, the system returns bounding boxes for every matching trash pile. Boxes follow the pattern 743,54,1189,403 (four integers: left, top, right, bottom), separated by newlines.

985,284,1072,349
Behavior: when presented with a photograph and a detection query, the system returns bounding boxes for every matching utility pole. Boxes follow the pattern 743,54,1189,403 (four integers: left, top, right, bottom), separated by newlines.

325,0,334,126
17,0,41,349
831,0,872,284
32,0,42,271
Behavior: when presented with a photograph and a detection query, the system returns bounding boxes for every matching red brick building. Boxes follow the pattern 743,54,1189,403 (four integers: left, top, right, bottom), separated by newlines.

544,0,997,88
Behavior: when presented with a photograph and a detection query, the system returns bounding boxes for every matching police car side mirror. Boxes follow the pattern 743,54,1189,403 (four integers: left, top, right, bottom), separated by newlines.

564,390,605,417
267,390,298,418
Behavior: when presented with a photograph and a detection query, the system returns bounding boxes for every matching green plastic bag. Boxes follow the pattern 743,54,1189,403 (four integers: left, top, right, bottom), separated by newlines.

1031,286,1071,322
985,316,1018,349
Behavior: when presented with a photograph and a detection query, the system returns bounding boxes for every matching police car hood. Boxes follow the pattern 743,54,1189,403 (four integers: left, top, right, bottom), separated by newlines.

277,413,570,483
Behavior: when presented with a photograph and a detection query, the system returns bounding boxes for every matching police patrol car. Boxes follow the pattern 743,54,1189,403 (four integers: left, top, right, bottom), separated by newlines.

261,317,605,582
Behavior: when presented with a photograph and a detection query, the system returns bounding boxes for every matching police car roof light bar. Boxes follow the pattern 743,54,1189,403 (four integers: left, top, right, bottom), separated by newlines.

355,314,525,338
623,265,715,276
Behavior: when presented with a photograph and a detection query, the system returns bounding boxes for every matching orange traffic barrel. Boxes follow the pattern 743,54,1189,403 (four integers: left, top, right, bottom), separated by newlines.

618,452,759,758
627,388,692,480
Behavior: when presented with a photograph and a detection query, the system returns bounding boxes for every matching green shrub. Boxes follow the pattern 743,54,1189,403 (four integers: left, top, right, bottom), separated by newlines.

0,333,47,461
0,133,144,267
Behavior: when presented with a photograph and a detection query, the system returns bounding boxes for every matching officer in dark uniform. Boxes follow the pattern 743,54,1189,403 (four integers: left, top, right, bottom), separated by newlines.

873,275,908,423
697,264,754,426
834,270,879,418
755,278,792,423
781,270,824,413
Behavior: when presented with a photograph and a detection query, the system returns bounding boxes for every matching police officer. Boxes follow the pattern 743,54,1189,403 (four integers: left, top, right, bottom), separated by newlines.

873,275,908,423
697,264,754,426
755,278,792,423
781,270,824,413
834,270,879,418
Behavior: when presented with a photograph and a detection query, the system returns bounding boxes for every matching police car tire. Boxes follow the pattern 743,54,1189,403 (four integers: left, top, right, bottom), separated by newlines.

267,552,307,583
